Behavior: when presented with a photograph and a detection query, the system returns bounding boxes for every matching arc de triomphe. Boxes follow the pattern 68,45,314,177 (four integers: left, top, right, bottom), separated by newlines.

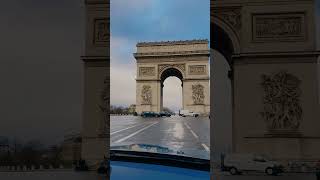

134,40,210,115
211,0,320,163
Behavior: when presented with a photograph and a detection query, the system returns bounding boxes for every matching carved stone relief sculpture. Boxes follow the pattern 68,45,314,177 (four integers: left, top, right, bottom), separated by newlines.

260,71,302,133
213,7,241,36
192,84,205,105
141,85,152,105
98,75,109,135
94,18,109,46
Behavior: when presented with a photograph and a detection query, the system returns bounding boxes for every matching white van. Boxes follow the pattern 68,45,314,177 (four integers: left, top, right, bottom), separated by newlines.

179,110,199,117
222,153,283,175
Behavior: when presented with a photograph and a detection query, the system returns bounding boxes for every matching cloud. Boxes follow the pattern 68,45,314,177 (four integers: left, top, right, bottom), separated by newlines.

111,0,209,42
111,36,136,64
110,60,136,106
110,35,137,106
111,0,152,14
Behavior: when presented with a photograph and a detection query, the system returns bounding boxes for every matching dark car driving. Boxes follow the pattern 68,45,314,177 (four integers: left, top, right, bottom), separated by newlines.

159,112,171,117
141,111,160,117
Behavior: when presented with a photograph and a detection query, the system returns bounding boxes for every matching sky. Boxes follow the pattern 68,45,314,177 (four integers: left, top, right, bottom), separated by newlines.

110,0,210,111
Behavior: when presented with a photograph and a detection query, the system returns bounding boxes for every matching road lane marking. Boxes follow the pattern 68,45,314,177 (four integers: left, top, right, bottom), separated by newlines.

113,122,159,143
184,122,210,151
190,129,199,139
184,123,191,129
111,122,147,135
184,122,199,139
201,143,210,152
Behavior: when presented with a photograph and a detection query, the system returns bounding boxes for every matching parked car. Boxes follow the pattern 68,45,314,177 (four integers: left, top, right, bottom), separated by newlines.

141,111,160,117
222,153,283,175
159,112,171,117
179,110,199,117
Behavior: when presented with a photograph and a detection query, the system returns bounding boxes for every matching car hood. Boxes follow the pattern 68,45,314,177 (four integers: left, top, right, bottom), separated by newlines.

110,144,185,156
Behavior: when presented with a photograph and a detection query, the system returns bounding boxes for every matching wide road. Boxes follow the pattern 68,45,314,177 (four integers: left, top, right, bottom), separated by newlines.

110,115,210,159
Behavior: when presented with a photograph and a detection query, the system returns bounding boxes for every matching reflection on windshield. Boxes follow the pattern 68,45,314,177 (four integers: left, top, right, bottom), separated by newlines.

111,144,184,155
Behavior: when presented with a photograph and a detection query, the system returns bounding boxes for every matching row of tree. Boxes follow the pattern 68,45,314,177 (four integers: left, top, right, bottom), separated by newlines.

110,104,136,114
110,104,175,115
0,137,65,167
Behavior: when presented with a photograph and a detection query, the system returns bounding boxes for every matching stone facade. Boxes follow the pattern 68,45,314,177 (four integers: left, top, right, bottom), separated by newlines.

80,0,109,170
135,40,210,115
211,0,320,167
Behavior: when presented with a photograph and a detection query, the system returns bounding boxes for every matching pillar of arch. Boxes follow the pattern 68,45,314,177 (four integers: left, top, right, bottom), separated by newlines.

134,40,210,115
211,0,320,163
80,0,109,169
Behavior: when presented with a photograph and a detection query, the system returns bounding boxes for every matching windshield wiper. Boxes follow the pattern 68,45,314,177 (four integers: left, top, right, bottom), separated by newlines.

110,150,210,171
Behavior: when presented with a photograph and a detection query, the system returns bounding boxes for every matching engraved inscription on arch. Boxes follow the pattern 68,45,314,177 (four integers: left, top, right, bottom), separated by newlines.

139,67,155,77
189,65,206,75
253,13,306,42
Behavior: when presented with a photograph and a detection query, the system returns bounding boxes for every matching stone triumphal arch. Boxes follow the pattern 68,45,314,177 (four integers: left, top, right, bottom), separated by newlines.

134,40,210,115
211,0,320,163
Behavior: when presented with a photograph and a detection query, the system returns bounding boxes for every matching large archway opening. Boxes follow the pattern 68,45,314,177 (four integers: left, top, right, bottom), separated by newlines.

211,23,235,66
160,68,184,113
210,21,236,157
162,77,182,114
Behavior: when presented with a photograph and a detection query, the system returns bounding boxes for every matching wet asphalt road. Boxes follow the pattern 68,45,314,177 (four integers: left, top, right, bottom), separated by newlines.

110,115,210,159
